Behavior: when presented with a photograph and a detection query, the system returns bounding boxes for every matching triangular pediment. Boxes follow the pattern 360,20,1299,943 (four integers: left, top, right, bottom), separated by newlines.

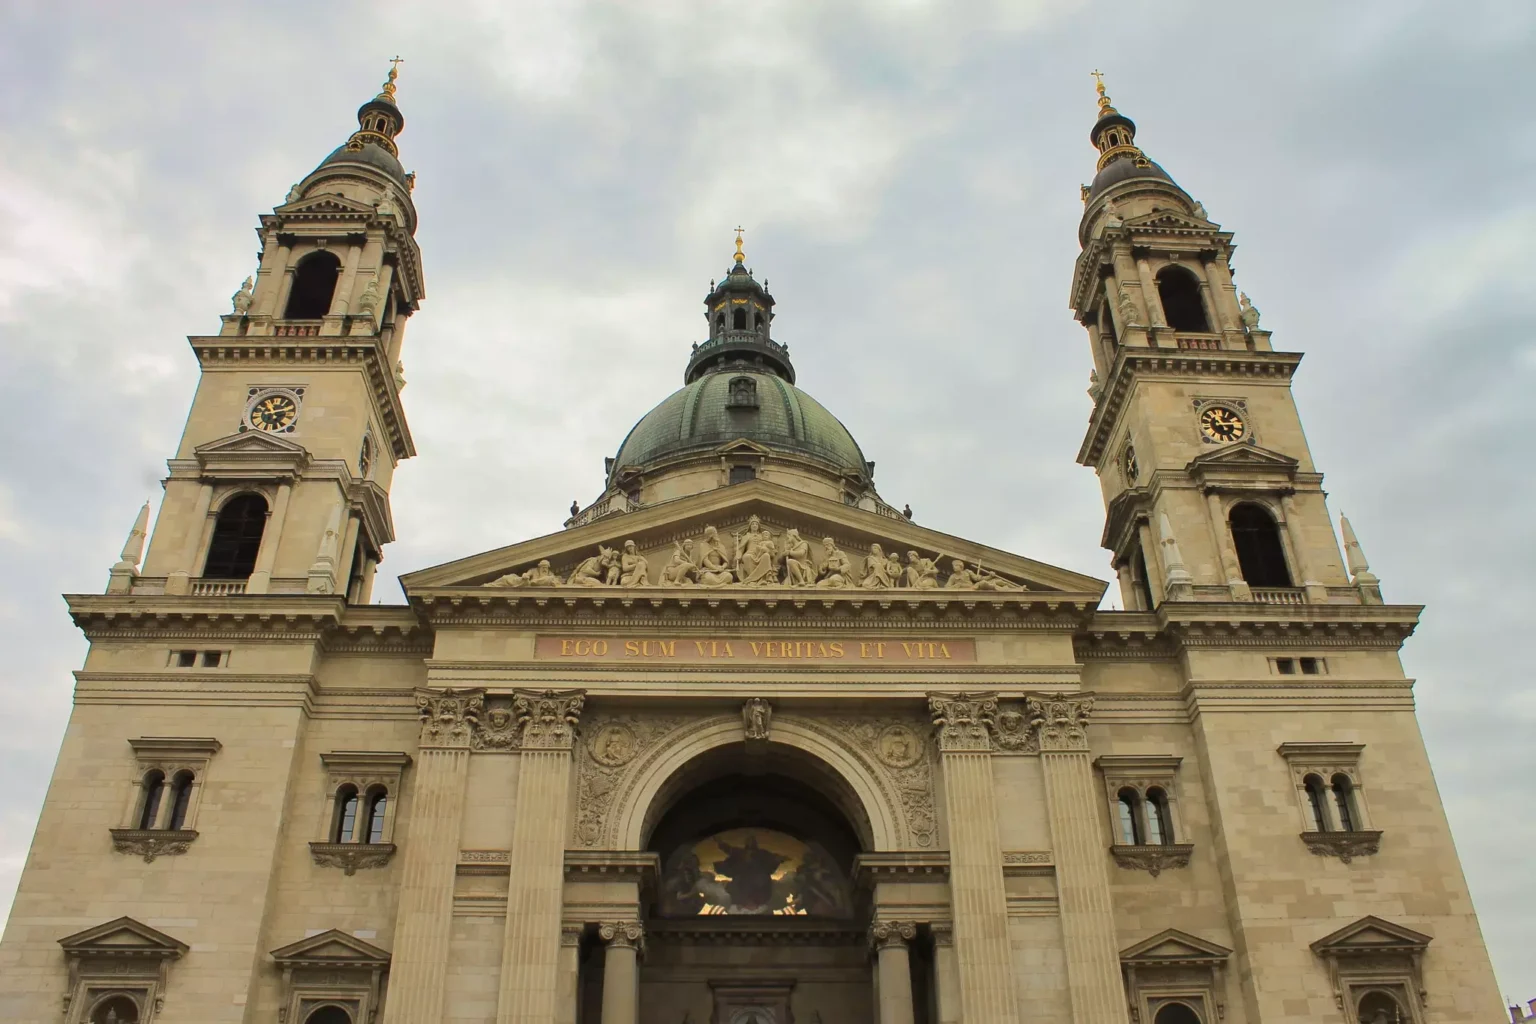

1310,916,1432,955
1124,210,1219,232
193,430,311,478
58,916,188,958
714,438,776,457
401,479,1106,598
1188,442,1298,470
270,928,391,967
275,194,379,217
1121,928,1233,965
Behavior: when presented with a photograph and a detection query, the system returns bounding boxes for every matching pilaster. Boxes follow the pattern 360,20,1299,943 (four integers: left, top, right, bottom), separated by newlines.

931,922,961,1024
928,693,1021,1024
381,688,482,1024
1028,694,1128,1024
496,689,587,1024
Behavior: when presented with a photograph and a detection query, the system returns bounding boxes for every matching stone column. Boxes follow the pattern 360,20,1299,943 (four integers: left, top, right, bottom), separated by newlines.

1279,494,1328,603
1028,694,1129,1024
1136,518,1166,607
335,512,363,597
496,690,587,1024
1134,254,1167,328
165,482,215,595
871,920,917,1024
555,925,583,1024
381,689,484,1024
1205,492,1251,600
928,694,1021,1024
244,480,291,595
931,922,961,1024
252,236,292,320
598,920,643,1024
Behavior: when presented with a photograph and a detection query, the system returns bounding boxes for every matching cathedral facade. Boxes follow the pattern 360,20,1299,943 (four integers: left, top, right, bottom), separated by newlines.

0,69,1506,1024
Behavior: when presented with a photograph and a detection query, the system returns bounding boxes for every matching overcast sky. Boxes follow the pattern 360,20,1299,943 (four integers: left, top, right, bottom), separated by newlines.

2,0,1532,1000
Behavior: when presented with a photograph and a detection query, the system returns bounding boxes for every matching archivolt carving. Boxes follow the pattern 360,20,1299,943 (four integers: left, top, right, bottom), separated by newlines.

826,715,937,850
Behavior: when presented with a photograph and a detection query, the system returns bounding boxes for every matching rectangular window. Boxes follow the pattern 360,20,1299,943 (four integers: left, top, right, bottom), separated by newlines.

1300,656,1323,675
1275,657,1296,674
201,650,222,668
175,649,197,668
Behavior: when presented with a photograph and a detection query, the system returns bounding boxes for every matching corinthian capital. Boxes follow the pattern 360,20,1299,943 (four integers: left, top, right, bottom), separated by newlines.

514,689,586,750
869,920,918,950
1025,692,1094,752
928,692,998,752
416,688,485,749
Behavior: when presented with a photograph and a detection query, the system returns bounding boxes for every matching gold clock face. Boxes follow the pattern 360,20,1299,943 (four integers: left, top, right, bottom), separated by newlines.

1122,445,1138,481
250,393,298,432
1199,406,1246,443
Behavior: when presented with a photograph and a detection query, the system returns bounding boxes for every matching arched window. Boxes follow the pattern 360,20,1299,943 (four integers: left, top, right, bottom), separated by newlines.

754,312,764,330
1228,503,1292,588
1146,787,1173,845
1117,788,1143,845
334,786,360,843
284,251,342,319
714,313,725,335
304,1007,354,1024
732,307,747,330
1331,774,1358,832
1156,266,1210,332
365,789,388,844
91,995,141,1023
203,493,268,580
1357,990,1407,1024
1153,1003,1202,1024
1304,774,1330,832
137,770,166,830
1131,545,1154,611
167,771,194,830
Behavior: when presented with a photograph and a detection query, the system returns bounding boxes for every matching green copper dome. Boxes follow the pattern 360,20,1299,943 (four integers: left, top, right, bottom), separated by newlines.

610,368,872,484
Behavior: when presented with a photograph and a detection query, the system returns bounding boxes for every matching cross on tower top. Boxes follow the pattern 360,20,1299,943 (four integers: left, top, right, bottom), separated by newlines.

733,226,746,264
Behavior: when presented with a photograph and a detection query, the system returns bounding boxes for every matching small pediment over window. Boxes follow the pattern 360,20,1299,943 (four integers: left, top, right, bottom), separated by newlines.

1187,443,1297,470
1120,927,1233,967
275,194,378,217
1310,915,1431,955
191,430,311,478
270,928,391,969
58,916,189,958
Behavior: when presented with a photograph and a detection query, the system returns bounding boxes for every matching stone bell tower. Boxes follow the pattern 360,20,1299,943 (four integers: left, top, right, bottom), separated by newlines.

1070,75,1377,611
113,62,425,603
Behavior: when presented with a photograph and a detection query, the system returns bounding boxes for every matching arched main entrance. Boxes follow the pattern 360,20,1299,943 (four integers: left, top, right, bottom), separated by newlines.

576,740,933,1024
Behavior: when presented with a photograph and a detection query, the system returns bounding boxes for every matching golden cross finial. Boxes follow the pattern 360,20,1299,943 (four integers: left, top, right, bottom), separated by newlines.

381,56,403,100
1091,68,1116,116
733,226,745,264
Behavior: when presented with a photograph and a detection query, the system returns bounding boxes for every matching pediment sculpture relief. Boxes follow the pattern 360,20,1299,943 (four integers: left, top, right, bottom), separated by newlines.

486,515,1028,592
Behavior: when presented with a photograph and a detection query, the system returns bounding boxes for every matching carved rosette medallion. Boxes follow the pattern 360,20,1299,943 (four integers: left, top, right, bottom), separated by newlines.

1025,693,1094,752
869,920,917,950
928,692,998,752
416,688,484,749
876,724,924,768
598,920,645,952
991,707,1039,753
588,723,639,767
514,689,586,750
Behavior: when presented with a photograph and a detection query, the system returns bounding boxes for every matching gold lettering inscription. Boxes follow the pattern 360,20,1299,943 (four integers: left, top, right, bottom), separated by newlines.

538,636,972,664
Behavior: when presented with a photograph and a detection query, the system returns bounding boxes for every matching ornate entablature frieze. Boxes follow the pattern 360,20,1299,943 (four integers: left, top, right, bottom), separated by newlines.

515,689,586,750
414,687,587,752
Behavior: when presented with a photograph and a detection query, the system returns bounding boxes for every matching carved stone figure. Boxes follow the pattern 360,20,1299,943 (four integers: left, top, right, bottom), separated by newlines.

659,539,697,586
1087,368,1103,402
357,277,381,315
816,537,854,588
782,529,816,587
569,546,618,587
619,539,650,587
944,559,1024,591
696,526,735,587
285,183,302,203
733,515,778,585
231,276,254,314
1240,292,1262,329
743,698,772,740
904,551,939,589
1102,197,1123,229
861,543,896,588
486,558,561,588
1192,200,1208,219
376,190,396,219
1117,287,1140,328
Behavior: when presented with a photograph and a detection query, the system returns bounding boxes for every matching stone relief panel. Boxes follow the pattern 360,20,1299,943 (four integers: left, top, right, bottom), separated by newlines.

484,514,1029,592
824,715,937,850
574,714,690,848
